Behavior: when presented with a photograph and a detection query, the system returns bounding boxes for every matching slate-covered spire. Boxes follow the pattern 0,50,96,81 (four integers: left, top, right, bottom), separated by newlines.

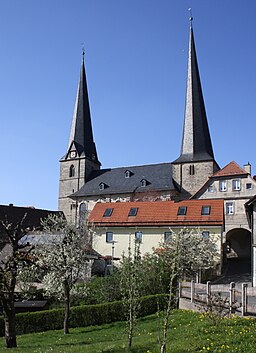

66,51,100,164
173,17,214,163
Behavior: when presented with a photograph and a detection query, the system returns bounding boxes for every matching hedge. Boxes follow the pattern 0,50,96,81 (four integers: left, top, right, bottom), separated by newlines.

0,294,168,336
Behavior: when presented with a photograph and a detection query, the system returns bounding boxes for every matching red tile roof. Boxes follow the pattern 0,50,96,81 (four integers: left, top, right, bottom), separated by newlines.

88,200,224,227
213,161,247,177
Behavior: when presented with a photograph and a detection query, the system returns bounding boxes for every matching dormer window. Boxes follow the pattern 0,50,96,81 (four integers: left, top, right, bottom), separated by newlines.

125,170,132,178
177,206,187,215
141,179,147,187
99,183,108,191
69,165,75,177
128,207,138,216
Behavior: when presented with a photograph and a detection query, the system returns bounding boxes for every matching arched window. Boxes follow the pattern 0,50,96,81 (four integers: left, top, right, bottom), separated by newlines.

79,203,88,232
69,165,75,177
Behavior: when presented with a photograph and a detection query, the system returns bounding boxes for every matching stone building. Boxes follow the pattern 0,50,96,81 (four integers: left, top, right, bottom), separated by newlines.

58,18,220,222
58,19,254,278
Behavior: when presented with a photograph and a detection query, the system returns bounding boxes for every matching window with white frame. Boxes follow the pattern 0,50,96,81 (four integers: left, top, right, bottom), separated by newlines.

202,231,210,239
164,231,172,242
226,202,234,215
219,180,227,192
232,179,241,191
135,231,143,243
106,231,113,243
207,185,214,193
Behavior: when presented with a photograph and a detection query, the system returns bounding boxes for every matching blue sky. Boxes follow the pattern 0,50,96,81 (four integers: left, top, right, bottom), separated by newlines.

0,0,255,210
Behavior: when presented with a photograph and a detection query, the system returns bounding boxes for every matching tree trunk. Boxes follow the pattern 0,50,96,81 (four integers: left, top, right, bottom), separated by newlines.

63,280,70,334
2,296,17,348
160,274,177,353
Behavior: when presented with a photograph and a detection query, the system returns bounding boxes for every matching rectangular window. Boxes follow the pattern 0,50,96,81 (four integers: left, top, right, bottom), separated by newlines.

246,183,252,190
103,208,113,217
201,206,211,215
177,206,187,215
135,231,143,243
219,180,227,192
106,231,113,243
164,231,172,242
202,231,210,239
128,208,138,216
189,165,195,175
226,202,234,215
207,185,213,193
232,179,241,191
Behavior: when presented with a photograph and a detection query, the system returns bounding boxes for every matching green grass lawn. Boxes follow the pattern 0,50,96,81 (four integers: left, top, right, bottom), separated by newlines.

1,310,256,353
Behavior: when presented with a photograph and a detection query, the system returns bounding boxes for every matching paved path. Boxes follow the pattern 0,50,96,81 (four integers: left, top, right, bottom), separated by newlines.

213,258,251,285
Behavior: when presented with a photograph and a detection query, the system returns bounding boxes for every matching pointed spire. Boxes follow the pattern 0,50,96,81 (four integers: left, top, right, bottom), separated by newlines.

173,17,214,163
66,51,100,164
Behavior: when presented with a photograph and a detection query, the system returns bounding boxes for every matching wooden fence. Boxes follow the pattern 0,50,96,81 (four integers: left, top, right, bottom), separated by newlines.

179,281,256,316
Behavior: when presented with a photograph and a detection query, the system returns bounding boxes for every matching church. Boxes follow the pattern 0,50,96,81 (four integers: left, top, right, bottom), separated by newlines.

58,18,256,277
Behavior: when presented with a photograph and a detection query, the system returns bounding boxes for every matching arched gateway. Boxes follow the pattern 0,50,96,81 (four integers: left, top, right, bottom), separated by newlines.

226,228,251,259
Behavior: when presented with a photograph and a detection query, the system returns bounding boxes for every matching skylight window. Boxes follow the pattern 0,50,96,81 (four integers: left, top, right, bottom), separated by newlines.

128,207,138,216
201,206,211,215
177,206,187,215
103,208,113,217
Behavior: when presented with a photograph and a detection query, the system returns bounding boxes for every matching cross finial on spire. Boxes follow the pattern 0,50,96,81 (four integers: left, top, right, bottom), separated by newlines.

81,42,85,61
188,8,193,26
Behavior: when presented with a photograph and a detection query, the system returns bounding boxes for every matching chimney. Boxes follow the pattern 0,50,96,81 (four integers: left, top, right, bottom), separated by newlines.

243,162,251,175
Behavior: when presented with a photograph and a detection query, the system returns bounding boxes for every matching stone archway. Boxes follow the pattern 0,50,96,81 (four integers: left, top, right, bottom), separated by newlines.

221,228,252,282
226,228,251,259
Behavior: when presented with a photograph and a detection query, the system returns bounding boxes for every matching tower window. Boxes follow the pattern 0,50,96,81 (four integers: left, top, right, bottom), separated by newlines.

128,207,138,216
177,206,187,215
189,165,195,175
103,208,113,217
201,206,211,215
69,165,75,177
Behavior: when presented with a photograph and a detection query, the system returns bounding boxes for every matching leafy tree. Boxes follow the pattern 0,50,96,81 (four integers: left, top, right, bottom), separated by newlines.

0,214,34,348
33,215,91,334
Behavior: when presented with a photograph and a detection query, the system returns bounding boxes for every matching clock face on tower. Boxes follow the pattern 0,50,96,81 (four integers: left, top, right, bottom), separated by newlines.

70,151,77,158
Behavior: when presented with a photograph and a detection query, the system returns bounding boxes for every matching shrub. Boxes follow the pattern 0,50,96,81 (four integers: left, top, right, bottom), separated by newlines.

0,294,168,336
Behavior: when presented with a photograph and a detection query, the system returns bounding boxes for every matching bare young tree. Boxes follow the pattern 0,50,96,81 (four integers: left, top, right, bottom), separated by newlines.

157,228,219,353
0,214,34,348
33,214,91,334
120,236,141,350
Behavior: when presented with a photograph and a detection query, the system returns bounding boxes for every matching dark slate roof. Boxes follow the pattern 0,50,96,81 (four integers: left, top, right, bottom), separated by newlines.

71,163,175,197
173,20,215,164
62,53,100,164
0,205,62,240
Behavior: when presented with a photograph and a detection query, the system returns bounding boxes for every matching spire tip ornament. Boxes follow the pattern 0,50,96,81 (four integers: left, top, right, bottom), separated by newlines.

188,8,193,24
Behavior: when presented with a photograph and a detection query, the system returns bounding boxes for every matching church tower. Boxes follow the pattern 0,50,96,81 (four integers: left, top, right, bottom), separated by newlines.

172,17,219,198
58,51,101,222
